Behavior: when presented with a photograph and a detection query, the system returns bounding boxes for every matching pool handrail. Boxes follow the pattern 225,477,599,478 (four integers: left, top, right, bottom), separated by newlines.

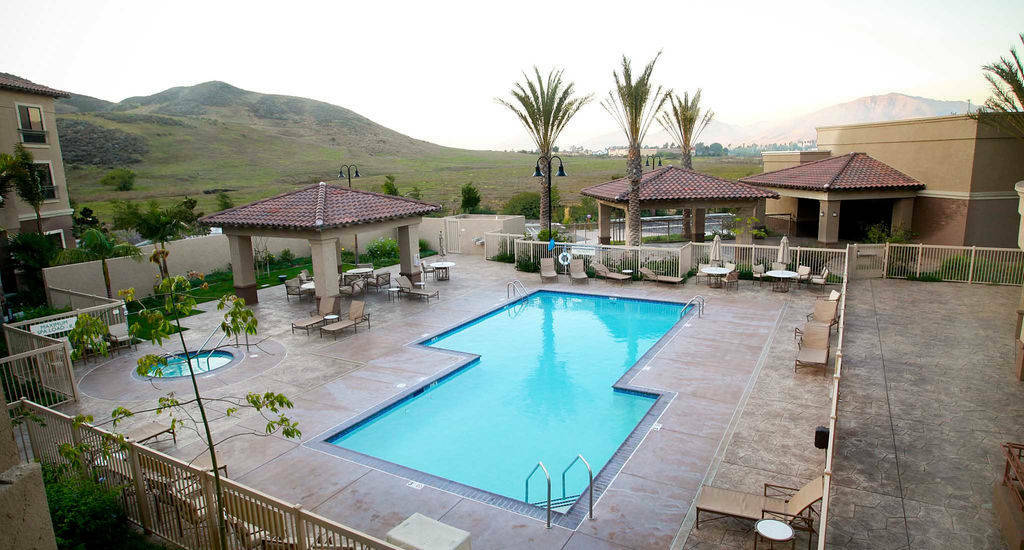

561,454,594,520
680,295,706,318
507,279,529,299
524,461,552,528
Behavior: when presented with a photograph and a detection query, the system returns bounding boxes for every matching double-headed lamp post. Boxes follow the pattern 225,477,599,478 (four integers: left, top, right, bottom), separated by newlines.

644,154,663,170
533,155,566,238
338,164,360,187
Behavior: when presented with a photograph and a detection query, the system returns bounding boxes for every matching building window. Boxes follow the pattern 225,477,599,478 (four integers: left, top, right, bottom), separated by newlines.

34,163,57,200
17,105,47,144
44,230,66,249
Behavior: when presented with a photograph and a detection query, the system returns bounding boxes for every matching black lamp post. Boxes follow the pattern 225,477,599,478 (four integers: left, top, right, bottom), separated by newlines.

644,154,663,170
338,164,360,187
532,155,566,238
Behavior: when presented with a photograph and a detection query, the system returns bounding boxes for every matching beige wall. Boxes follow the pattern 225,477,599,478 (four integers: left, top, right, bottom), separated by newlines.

42,233,313,299
0,89,74,244
761,151,831,173
420,215,525,255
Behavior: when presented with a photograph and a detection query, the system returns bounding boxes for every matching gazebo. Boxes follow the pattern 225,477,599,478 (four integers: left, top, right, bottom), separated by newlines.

199,182,440,304
580,166,779,244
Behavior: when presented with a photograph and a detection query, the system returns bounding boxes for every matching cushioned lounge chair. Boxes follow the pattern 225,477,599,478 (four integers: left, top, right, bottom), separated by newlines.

320,300,370,339
807,299,839,332
291,295,337,335
794,322,830,375
540,257,558,283
696,476,823,550
396,275,439,302
569,258,588,284
796,265,812,286
591,262,630,283
124,420,176,444
366,272,391,293
723,270,739,290
771,262,787,271
724,262,736,273
339,277,366,298
107,322,135,353
639,267,684,285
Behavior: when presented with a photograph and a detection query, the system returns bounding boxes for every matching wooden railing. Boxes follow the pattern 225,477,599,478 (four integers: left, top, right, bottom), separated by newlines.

10,399,401,550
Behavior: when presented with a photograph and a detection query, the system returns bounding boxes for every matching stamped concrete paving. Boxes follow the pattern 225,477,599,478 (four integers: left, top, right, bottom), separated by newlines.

57,256,1021,549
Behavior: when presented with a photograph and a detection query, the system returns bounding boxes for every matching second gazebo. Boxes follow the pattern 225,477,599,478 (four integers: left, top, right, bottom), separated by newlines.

580,166,779,245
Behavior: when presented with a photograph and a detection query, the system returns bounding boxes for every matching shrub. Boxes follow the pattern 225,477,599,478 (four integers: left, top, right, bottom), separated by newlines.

864,222,916,244
99,168,136,191
381,175,399,196
490,251,515,263
43,464,128,549
515,257,540,273
460,182,481,212
366,237,400,261
418,238,430,252
278,248,295,265
536,228,563,242
407,186,422,200
216,192,234,211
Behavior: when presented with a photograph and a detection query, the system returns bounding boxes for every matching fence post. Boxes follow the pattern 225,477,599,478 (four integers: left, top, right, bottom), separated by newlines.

916,243,923,278
63,343,79,402
20,398,41,460
201,471,223,550
882,242,889,278
796,247,802,268
968,246,977,284
128,445,154,533
294,504,309,550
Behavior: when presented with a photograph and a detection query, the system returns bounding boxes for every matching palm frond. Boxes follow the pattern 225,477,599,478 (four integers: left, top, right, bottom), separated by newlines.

971,33,1024,140
496,66,593,155
600,52,670,147
657,89,715,150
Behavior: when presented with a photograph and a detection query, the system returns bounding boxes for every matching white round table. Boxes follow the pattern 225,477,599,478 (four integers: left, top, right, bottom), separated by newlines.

701,266,730,288
754,518,794,549
431,261,456,281
765,270,798,293
299,282,315,291
386,287,402,302
347,267,373,275
323,314,339,322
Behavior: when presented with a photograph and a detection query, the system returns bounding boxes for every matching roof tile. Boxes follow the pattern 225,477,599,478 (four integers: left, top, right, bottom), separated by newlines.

0,73,71,98
740,152,924,191
580,166,778,203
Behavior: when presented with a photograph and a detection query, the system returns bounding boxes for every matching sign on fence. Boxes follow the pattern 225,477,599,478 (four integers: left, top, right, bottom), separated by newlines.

29,317,77,336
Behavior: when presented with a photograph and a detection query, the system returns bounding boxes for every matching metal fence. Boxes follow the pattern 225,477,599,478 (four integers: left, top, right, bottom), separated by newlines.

9,399,401,550
512,239,689,278
884,243,1024,285
688,242,849,280
484,232,520,260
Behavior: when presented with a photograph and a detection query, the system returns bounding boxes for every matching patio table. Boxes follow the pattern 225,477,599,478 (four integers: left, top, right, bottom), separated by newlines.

386,287,402,302
701,266,730,288
766,270,798,293
343,267,374,285
754,518,795,549
299,282,315,291
430,261,456,281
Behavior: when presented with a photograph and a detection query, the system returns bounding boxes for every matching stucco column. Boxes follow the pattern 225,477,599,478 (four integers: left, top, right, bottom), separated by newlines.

598,202,612,245
309,238,339,298
818,200,841,244
693,209,706,242
891,197,914,232
735,206,756,245
397,224,419,282
227,234,258,304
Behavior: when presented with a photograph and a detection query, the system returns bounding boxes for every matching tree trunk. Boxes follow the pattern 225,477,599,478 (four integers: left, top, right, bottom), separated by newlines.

682,146,693,170
34,207,43,234
537,154,550,234
159,243,170,279
101,259,112,298
626,148,643,246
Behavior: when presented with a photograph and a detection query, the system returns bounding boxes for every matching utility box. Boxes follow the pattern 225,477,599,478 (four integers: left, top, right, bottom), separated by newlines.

386,513,471,550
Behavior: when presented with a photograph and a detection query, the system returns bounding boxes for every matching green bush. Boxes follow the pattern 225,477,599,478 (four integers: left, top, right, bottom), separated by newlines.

278,248,295,265
381,175,399,196
490,251,515,263
536,228,563,242
864,222,915,244
503,192,542,219
215,192,234,211
516,257,540,273
99,168,136,191
460,182,481,212
366,237,400,261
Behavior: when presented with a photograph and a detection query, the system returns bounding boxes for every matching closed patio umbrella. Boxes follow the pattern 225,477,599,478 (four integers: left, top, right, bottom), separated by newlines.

438,230,447,258
709,234,723,265
777,236,791,265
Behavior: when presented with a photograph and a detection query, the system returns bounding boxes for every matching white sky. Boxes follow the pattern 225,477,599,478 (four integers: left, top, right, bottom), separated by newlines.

5,0,1023,150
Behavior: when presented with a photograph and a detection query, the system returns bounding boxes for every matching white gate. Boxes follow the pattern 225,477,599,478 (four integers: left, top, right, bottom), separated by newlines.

851,243,885,279
445,218,462,254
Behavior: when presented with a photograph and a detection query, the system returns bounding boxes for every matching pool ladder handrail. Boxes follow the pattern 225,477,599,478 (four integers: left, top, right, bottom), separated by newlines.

507,279,529,299
561,454,594,520
524,461,552,528
680,295,706,319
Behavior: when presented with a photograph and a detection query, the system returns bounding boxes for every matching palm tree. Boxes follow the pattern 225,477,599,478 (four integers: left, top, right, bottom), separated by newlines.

658,90,714,170
601,53,670,246
497,67,592,233
112,199,195,278
971,33,1024,140
1,144,47,233
54,229,142,298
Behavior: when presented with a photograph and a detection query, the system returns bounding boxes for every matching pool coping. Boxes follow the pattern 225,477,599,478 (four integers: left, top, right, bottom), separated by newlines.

129,347,246,381
307,288,699,530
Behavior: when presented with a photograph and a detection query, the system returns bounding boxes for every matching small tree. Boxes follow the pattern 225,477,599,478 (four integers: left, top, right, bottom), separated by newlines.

215,192,234,211
54,229,142,298
381,174,400,196
3,144,48,232
71,205,101,238
407,186,422,200
6,231,58,303
111,199,201,278
460,182,481,213
99,168,136,191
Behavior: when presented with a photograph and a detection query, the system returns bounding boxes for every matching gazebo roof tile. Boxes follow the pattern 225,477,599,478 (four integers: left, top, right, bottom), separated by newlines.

580,166,778,203
739,152,924,191
199,182,440,230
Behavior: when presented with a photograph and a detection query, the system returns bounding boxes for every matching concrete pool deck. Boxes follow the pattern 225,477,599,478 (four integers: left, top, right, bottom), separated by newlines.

58,255,1021,549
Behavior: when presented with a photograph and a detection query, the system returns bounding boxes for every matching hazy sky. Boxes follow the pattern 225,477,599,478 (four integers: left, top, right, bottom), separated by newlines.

6,0,1023,150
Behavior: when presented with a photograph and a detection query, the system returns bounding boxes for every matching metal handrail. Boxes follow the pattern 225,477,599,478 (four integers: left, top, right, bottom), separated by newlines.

561,454,594,520
507,279,529,299
680,295,706,319
524,461,552,528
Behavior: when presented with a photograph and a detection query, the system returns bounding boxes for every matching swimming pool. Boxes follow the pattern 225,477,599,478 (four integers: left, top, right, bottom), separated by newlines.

153,350,234,377
328,291,686,509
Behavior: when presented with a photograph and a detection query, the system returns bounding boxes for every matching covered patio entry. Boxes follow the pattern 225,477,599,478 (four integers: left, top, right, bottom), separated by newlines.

199,182,440,303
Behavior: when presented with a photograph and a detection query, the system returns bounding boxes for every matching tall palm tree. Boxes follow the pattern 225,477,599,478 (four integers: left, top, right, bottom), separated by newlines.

497,67,592,233
601,53,670,246
112,199,195,278
1,144,46,232
971,33,1024,141
658,90,714,170
54,228,142,298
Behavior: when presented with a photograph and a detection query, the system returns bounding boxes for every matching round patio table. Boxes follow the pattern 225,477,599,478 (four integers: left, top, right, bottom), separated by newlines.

766,270,798,293
701,266,730,288
430,261,456,281
754,518,794,549
346,267,373,276
299,282,315,291
386,287,402,302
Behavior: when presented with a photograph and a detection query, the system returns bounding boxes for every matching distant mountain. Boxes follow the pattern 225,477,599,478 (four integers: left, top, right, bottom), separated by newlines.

582,93,974,148
54,93,115,114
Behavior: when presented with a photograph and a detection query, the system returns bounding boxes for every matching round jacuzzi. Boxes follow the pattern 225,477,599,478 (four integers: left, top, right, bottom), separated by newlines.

154,350,236,377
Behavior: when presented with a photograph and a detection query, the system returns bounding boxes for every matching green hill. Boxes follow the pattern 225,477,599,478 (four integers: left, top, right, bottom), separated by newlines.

57,81,760,219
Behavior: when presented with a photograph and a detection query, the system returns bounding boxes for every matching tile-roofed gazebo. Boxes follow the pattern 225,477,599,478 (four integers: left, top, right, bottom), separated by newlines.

0,73,71,98
200,182,440,303
740,152,925,244
580,166,778,245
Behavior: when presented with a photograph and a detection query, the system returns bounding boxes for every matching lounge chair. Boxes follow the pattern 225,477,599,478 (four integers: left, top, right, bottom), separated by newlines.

540,257,558,282
820,289,841,302
569,258,588,285
366,271,391,293
696,263,712,285
723,270,739,291
794,322,830,375
808,268,830,293
639,267,684,285
795,265,812,286
396,275,439,302
591,262,631,284
291,295,337,335
124,420,176,444
696,476,823,549
751,264,766,286
806,298,839,332
320,300,370,339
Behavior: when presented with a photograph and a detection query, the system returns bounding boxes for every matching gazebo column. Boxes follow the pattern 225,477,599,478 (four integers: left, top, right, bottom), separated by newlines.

227,234,259,304
397,224,419,282
598,203,613,244
693,209,706,242
309,237,339,298
818,200,841,244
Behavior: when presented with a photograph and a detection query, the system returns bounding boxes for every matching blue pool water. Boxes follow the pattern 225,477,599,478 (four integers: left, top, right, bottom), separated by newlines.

329,291,685,504
157,350,234,377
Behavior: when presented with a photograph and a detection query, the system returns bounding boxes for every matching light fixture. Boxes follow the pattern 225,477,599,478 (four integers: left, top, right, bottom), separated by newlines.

353,168,360,178
532,163,543,178
556,163,567,177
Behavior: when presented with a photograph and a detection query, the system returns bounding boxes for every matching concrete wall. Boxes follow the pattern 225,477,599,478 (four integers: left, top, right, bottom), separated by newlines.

42,233,313,299
420,215,525,255
0,384,57,550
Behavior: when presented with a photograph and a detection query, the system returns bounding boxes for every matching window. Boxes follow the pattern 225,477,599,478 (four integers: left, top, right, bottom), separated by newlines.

44,230,66,249
34,163,56,200
17,105,46,144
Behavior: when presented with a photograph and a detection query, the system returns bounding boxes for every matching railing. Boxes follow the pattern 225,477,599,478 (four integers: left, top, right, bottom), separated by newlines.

524,461,552,528
9,399,402,550
514,239,687,279
560,454,594,521
681,295,706,318
507,280,528,299
1001,442,1024,513
689,242,849,280
884,243,1024,285
484,232,520,260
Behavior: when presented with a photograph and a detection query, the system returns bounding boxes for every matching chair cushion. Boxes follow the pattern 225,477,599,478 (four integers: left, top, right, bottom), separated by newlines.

322,320,355,333
292,316,323,329
797,348,828,365
697,486,787,520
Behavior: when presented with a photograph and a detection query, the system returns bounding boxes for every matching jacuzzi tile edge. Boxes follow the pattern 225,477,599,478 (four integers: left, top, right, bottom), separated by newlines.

306,289,699,530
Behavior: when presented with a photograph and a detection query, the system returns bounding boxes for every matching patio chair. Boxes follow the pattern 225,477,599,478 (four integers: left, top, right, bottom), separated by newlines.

396,275,439,302
724,262,736,273
640,267,684,285
284,278,302,302
298,269,310,282
420,261,436,281
723,270,739,291
794,322,830,375
123,420,176,445
751,264,766,286
568,258,589,285
540,257,558,283
320,300,370,339
771,262,787,271
808,268,830,294
291,295,338,335
366,272,391,293
591,262,631,284
339,277,366,298
107,322,135,353
696,476,823,550
795,265,812,286
819,289,841,302
806,299,839,332
696,263,712,285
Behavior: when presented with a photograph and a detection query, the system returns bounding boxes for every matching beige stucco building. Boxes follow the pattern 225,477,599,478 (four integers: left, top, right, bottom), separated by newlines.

0,74,75,247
